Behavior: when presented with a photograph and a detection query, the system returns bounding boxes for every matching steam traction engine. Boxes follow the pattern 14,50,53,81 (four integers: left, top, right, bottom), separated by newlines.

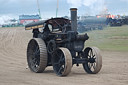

25,8,102,76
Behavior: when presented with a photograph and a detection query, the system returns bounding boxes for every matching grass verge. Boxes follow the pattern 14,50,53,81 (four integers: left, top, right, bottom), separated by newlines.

84,25,128,52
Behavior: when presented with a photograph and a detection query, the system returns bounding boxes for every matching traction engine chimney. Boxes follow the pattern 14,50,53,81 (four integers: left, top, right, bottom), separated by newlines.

70,8,77,32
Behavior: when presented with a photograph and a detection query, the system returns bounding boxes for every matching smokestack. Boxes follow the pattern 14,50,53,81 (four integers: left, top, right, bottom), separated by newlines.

70,8,77,32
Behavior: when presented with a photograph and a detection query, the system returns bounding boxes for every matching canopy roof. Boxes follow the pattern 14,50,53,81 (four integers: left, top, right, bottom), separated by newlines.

25,18,70,30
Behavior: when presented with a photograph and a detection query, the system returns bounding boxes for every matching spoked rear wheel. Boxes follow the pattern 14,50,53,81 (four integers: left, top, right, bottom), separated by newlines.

52,48,72,76
27,38,47,73
83,47,102,74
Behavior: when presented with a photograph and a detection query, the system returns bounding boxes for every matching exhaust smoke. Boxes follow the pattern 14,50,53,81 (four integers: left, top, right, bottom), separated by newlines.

67,0,106,15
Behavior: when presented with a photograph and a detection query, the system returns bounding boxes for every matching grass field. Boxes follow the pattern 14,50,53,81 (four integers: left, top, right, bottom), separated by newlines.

85,25,128,52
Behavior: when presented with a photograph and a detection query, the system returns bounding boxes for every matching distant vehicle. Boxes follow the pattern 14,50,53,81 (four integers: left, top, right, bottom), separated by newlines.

108,18,122,26
121,16,128,25
78,16,106,33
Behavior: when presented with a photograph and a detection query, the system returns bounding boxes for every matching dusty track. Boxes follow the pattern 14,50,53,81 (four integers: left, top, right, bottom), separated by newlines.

0,27,128,85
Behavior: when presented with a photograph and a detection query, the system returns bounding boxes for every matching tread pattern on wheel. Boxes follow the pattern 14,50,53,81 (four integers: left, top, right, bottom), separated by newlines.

92,47,102,73
59,48,72,76
27,38,47,73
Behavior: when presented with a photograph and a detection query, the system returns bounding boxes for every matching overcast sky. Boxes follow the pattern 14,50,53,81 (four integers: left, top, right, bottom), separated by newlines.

0,0,128,19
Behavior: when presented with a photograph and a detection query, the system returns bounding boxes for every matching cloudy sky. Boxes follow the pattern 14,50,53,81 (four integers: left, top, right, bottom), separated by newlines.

0,0,128,19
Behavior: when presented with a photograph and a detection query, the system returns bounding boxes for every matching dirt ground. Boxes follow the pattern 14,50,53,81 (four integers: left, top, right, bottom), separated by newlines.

0,27,128,85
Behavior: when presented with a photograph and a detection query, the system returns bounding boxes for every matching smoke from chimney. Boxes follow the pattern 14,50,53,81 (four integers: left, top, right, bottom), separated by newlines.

67,0,106,15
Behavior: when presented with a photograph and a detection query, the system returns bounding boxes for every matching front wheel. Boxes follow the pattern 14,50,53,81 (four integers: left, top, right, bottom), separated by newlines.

52,48,72,76
83,47,102,74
